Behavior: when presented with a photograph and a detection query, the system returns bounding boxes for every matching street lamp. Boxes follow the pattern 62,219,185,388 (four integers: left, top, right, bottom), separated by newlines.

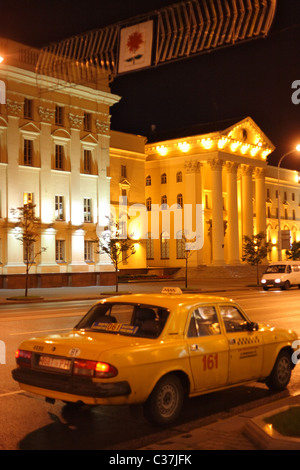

277,145,300,260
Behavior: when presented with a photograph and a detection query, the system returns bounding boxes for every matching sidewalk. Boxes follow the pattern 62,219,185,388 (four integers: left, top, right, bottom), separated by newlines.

1,277,299,450
140,393,300,450
0,276,258,304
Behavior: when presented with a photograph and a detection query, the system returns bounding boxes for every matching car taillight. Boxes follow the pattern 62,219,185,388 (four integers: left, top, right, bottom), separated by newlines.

15,349,32,367
72,359,117,378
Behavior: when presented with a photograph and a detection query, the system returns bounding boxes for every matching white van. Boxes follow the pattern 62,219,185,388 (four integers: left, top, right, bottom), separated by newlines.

261,261,300,290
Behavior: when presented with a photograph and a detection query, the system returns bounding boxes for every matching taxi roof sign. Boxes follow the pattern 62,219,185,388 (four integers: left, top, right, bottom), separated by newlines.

161,287,182,295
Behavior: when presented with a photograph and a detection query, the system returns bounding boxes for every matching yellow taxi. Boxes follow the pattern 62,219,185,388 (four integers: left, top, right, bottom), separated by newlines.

12,288,298,425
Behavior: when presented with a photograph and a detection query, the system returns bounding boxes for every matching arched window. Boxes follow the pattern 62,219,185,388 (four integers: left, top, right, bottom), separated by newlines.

161,195,167,209
176,171,182,183
161,173,167,184
176,231,185,259
161,232,169,259
146,175,151,186
146,197,152,211
146,233,154,260
177,193,183,208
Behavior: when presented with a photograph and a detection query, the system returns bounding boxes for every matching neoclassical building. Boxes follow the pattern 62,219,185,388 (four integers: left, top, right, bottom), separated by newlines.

0,38,299,287
145,118,300,268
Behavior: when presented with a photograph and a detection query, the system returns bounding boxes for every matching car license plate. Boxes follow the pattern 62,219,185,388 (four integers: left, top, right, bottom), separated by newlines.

39,355,71,371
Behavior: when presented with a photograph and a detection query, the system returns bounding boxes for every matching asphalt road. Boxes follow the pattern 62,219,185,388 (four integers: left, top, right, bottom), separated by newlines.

0,288,300,450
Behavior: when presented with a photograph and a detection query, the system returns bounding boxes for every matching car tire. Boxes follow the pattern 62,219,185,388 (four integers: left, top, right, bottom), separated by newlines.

266,350,292,390
281,281,290,290
262,286,269,291
143,374,184,426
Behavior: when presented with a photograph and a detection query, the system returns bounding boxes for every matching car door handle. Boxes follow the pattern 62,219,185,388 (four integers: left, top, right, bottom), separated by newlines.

190,344,199,351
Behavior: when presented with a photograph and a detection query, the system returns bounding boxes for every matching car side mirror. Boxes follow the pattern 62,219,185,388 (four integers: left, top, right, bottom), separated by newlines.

247,321,258,331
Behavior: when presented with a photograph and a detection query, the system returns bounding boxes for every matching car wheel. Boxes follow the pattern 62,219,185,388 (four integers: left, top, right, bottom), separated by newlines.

262,286,269,291
281,281,290,290
143,374,184,426
266,350,292,390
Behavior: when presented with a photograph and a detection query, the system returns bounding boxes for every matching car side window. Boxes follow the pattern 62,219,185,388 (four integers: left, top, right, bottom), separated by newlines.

187,306,220,337
219,305,248,333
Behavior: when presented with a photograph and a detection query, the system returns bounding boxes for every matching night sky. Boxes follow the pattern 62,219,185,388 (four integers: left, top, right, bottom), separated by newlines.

1,0,300,169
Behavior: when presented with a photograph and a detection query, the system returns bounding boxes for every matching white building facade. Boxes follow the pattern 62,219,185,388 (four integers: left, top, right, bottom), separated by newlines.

0,39,121,287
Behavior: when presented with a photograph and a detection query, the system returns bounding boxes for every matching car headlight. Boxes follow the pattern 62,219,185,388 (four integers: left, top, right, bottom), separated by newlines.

275,278,281,283
261,279,266,284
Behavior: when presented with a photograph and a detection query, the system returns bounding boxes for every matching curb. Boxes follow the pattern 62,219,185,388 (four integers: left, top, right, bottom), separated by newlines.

244,405,300,450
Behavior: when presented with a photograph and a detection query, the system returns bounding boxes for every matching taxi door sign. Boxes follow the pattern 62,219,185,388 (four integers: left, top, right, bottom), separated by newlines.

0,81,6,104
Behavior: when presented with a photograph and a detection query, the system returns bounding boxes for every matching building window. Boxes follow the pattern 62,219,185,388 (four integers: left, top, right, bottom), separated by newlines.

55,195,64,220
84,198,92,222
55,106,64,126
146,233,154,260
121,165,127,178
56,240,65,262
84,240,94,262
83,149,92,174
24,139,33,166
55,144,64,170
161,195,167,209
161,173,167,184
146,197,152,211
24,98,33,119
146,175,151,186
23,192,33,206
161,232,169,259
176,237,186,259
176,171,182,182
177,193,183,208
83,112,92,131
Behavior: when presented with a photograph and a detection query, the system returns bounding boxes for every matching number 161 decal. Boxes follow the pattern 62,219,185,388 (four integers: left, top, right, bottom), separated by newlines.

202,353,218,371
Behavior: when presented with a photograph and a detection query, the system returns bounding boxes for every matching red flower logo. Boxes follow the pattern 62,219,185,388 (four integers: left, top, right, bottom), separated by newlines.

126,31,144,63
127,31,143,54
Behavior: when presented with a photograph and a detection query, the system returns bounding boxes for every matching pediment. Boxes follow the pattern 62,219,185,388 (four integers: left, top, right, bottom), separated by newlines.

222,117,275,150
19,122,40,135
81,133,98,146
0,116,7,128
119,179,131,189
51,128,71,140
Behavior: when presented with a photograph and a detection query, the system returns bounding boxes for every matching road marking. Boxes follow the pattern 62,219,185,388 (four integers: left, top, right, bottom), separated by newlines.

10,327,72,336
0,390,25,398
0,312,83,322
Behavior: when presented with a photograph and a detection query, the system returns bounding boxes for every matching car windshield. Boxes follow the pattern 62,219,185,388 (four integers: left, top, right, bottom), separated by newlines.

74,302,169,339
264,265,287,274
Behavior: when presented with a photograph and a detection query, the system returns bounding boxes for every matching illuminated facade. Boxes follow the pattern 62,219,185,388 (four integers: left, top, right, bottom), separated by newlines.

0,39,122,287
0,38,299,287
145,118,300,268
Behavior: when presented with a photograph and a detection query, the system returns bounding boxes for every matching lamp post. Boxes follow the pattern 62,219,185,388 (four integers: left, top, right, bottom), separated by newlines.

277,145,300,261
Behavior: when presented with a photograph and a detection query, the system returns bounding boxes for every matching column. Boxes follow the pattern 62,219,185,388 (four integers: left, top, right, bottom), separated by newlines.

209,159,225,265
255,167,266,235
37,227,58,272
184,160,203,266
68,228,87,271
225,162,240,264
241,165,254,238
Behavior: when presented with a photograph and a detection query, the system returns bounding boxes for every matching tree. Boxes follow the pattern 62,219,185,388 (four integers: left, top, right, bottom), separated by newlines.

180,233,196,289
11,202,46,297
242,232,268,284
286,241,300,260
97,217,136,292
